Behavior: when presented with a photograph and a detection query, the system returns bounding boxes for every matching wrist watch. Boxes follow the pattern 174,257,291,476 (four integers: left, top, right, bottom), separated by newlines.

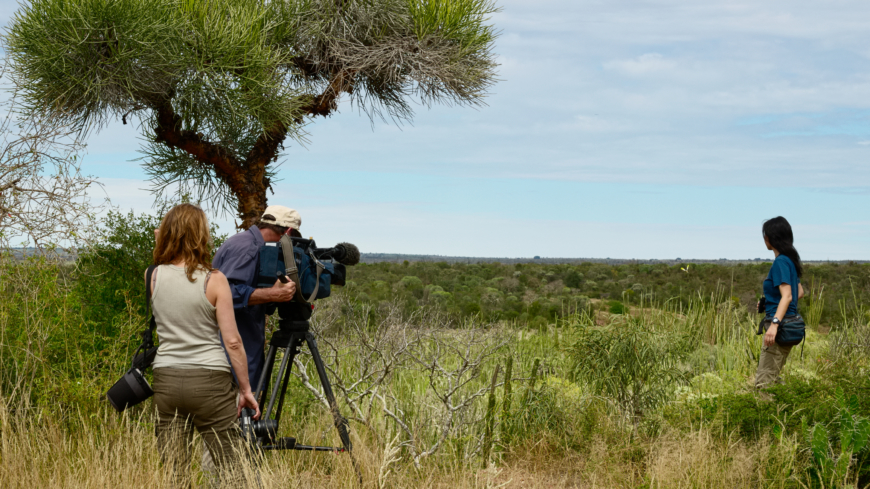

772,317,781,325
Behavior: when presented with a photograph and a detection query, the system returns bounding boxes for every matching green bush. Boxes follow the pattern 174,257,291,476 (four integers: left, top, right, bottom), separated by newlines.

565,270,583,289
801,387,870,487
74,210,161,332
0,256,142,412
568,319,688,424
608,300,626,315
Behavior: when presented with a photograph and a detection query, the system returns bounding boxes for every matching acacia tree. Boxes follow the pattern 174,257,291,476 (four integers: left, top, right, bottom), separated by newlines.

6,0,498,228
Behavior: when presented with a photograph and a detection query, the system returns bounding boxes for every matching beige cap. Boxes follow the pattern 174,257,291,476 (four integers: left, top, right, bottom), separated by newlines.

261,205,301,230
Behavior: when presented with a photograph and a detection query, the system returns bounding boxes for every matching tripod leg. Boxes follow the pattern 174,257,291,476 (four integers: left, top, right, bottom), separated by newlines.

304,332,362,485
263,345,293,420
304,333,352,451
256,344,279,407
273,339,300,424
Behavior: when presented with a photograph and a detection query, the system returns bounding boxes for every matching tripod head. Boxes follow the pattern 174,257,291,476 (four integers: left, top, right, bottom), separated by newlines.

274,300,312,325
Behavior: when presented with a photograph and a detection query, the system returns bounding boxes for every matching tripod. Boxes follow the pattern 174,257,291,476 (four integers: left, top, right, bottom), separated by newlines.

246,304,354,455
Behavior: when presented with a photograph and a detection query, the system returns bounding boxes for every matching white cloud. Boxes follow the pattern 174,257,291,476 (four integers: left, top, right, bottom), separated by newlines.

603,53,676,76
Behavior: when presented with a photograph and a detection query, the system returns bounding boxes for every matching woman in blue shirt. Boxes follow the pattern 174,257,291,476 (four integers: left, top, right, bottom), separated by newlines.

755,216,805,389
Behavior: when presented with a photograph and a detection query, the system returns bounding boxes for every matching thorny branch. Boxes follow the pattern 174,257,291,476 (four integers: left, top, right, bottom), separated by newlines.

0,97,103,250
296,299,510,467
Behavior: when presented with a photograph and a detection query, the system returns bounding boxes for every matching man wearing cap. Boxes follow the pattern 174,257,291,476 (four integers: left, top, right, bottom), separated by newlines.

212,206,300,389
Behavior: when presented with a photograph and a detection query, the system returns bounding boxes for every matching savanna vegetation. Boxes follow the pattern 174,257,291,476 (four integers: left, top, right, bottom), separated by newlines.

4,1,867,487
2,211,870,488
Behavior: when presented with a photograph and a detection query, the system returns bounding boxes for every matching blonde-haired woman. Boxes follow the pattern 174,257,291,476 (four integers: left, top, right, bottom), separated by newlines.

148,203,259,487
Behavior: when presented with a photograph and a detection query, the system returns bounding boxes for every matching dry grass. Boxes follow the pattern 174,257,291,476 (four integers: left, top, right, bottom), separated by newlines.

0,396,810,489
645,429,803,489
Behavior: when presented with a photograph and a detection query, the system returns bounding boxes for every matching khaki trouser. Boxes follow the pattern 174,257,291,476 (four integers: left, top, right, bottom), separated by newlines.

201,393,245,489
153,368,246,488
755,342,793,389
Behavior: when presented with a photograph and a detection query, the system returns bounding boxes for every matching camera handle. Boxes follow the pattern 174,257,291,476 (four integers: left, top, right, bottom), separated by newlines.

251,319,361,482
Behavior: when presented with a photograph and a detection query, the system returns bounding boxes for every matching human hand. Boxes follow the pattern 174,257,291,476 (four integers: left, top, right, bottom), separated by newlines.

238,390,260,419
270,278,296,302
763,324,778,347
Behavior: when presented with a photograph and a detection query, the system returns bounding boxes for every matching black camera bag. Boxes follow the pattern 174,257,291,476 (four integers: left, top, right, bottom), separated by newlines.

775,315,806,346
757,314,805,346
107,265,158,412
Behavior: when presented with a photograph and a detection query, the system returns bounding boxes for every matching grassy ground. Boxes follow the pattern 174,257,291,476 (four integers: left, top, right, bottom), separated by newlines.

2,256,870,487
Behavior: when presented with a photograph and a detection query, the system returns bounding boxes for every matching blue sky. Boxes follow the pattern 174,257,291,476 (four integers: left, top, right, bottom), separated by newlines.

6,0,870,259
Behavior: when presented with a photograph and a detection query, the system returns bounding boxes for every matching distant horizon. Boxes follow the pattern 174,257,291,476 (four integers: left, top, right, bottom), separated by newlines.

12,247,866,265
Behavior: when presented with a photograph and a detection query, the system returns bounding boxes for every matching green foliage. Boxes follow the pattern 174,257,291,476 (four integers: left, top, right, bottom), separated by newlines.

565,270,583,289
802,388,870,487
0,255,141,412
342,261,870,331
74,210,161,328
500,355,513,446
673,376,843,440
7,0,500,213
608,300,626,315
569,318,688,424
75,209,225,338
481,364,500,468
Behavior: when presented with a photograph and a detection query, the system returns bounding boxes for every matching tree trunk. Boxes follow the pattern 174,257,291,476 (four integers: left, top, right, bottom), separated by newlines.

233,163,268,230
152,99,280,230
149,74,353,229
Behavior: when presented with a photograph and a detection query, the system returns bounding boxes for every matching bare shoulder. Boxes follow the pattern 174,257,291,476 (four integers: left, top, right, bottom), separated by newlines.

207,269,228,287
210,269,226,280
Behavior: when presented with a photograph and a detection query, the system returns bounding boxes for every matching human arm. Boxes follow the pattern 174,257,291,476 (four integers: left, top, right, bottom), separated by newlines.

247,280,296,305
207,271,261,419
798,283,805,299
763,283,792,347
214,246,295,307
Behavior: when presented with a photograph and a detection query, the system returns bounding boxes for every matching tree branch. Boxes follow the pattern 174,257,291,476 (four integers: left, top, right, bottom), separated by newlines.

151,99,243,190
300,69,356,118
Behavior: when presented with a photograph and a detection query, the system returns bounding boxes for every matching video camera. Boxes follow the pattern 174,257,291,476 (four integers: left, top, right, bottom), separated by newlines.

239,234,361,462
256,235,360,305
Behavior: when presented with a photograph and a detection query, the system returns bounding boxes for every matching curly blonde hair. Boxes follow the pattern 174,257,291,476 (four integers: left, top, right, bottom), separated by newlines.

152,203,213,282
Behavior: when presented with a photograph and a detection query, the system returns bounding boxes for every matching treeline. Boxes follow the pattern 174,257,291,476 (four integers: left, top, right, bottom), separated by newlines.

67,210,870,335
343,259,870,327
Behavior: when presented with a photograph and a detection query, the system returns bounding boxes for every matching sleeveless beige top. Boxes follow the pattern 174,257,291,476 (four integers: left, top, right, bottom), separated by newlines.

151,265,230,372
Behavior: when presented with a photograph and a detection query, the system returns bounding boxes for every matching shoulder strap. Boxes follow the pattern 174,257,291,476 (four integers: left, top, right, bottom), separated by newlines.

131,266,159,371
279,235,328,304
304,248,326,303
279,234,310,306
142,265,158,349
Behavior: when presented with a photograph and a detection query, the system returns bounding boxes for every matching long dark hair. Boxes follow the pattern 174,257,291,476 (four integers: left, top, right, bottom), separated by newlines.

762,216,803,278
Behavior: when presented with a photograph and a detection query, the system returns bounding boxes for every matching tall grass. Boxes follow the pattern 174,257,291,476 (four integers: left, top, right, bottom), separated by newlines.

3,256,869,487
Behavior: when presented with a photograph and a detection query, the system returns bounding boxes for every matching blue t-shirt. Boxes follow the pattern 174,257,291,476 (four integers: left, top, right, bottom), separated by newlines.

763,255,799,317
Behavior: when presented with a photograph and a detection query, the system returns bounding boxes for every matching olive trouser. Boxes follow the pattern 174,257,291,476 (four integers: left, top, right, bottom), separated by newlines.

153,368,246,488
755,342,793,389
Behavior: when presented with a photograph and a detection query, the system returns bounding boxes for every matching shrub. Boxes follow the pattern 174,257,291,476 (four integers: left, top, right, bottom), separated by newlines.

802,388,870,487
74,210,161,329
608,300,626,315
565,270,583,289
568,319,688,425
